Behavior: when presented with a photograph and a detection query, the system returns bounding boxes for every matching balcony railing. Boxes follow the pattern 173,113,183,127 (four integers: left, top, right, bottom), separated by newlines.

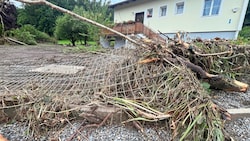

102,22,165,43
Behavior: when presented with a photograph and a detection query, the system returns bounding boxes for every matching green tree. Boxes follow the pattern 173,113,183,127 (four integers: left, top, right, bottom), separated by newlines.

17,0,79,35
243,2,250,26
54,13,88,46
76,0,113,42
239,26,250,38
17,4,60,36
17,0,113,40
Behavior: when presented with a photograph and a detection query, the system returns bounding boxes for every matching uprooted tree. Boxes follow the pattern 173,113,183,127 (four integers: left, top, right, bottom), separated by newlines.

4,0,248,140
0,0,17,32
0,0,18,45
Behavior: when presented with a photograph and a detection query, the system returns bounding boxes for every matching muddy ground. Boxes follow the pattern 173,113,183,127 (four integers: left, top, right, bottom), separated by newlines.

0,45,249,141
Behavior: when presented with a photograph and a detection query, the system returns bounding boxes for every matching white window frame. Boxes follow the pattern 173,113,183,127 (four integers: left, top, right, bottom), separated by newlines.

159,5,167,17
202,0,222,16
147,8,153,18
175,2,184,14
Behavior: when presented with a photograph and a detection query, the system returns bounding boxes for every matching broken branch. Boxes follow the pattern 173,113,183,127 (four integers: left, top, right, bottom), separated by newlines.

182,59,248,92
176,32,232,56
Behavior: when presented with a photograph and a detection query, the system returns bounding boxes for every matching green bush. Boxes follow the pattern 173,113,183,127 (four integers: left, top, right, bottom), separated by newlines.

9,29,37,45
5,24,55,45
20,24,52,42
239,26,250,38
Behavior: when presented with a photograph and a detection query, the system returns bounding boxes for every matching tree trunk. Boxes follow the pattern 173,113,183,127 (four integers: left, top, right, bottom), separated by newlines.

71,38,76,46
84,36,87,46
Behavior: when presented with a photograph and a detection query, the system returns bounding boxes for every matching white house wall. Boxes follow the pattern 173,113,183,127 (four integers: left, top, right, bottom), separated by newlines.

113,0,248,39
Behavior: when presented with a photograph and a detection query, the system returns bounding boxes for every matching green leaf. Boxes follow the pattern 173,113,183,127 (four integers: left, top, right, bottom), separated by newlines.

201,82,210,91
180,112,202,141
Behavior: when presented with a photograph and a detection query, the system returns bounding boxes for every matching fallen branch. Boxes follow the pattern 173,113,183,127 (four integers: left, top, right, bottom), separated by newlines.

67,113,112,141
5,37,28,45
0,134,8,141
169,33,248,92
138,42,248,92
175,32,232,56
0,101,35,110
227,108,250,120
138,58,160,64
68,104,122,123
181,59,248,92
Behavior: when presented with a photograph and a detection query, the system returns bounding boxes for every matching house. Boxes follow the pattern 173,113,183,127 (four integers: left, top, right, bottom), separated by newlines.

109,0,249,40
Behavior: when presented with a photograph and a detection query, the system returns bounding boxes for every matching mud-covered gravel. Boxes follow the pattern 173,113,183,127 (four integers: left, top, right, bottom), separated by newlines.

0,122,172,141
1,118,250,141
211,89,250,109
225,117,250,141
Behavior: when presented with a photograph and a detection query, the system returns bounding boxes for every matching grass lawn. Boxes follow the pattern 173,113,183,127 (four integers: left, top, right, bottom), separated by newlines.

58,40,96,46
59,40,104,53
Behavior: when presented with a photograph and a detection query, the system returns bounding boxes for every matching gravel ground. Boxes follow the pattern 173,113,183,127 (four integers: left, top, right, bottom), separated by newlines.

211,79,250,141
0,122,172,141
0,118,250,141
212,89,250,109
225,117,250,141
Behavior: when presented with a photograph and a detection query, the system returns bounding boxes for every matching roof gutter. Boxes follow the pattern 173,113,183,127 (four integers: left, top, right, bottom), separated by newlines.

109,0,137,8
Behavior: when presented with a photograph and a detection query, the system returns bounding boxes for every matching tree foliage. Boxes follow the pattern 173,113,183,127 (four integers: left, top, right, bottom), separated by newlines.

17,0,80,35
241,2,250,38
7,28,37,45
6,24,53,45
20,24,52,42
239,26,250,38
54,0,113,45
17,0,113,37
76,0,113,42
54,11,88,46
243,2,250,27
17,4,60,36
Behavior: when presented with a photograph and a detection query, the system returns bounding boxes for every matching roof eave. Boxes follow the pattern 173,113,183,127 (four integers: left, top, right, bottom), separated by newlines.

109,0,137,8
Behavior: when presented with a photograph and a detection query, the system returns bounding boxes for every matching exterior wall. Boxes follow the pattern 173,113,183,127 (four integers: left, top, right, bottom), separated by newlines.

113,0,248,39
164,31,237,40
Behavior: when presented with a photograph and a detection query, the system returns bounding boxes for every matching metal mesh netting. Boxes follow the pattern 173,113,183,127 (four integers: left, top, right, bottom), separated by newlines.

0,45,176,99
0,45,227,140
0,47,136,97
0,45,199,104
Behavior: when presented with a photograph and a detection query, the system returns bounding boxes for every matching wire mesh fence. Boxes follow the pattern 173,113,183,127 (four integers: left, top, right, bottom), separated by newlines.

0,47,137,98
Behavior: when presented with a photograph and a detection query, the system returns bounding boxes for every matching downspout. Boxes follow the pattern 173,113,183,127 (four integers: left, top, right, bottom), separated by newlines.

235,0,249,39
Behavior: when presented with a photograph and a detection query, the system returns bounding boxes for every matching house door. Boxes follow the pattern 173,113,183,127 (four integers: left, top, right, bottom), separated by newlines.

135,12,144,24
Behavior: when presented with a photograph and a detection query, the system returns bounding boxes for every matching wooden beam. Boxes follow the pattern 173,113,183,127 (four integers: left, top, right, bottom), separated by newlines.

227,108,250,120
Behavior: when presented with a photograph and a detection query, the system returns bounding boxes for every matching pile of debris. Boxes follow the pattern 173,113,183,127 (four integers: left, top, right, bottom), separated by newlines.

0,35,249,140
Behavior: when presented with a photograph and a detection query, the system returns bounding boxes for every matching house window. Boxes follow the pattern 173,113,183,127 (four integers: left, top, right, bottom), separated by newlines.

147,8,153,18
160,6,167,17
176,2,184,14
203,0,221,16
